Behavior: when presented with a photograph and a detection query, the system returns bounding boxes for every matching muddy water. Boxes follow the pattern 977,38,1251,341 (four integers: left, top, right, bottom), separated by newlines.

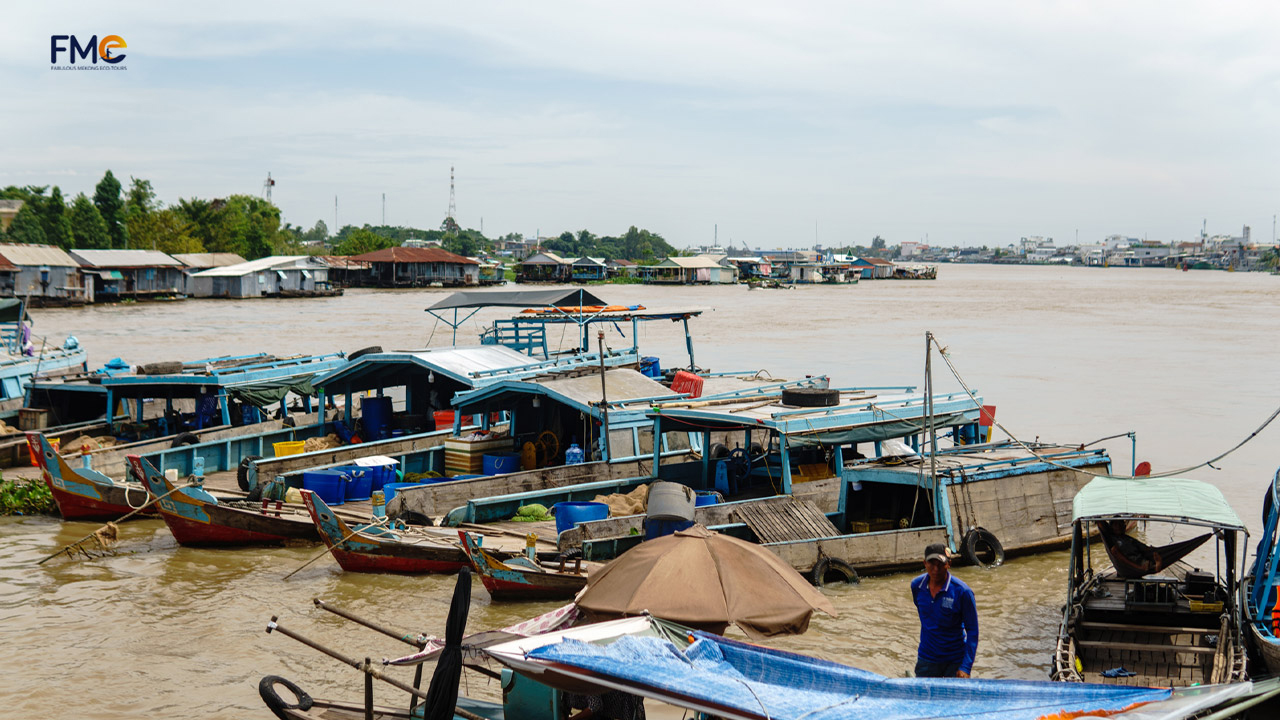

2,264,1277,718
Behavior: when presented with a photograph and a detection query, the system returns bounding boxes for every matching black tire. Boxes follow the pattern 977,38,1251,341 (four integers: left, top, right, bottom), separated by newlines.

259,675,313,720
781,388,840,407
708,442,730,459
347,345,383,361
169,432,200,449
138,361,184,376
237,455,263,493
811,556,859,587
963,528,1005,568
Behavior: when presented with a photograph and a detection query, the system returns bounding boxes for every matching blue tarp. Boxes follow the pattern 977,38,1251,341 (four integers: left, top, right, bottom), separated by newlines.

529,633,1171,720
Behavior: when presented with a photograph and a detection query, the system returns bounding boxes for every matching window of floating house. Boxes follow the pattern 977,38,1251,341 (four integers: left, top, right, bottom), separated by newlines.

258,273,266,284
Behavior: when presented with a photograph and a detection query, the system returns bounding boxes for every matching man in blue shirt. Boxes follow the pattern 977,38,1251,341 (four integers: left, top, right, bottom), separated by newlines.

910,542,979,678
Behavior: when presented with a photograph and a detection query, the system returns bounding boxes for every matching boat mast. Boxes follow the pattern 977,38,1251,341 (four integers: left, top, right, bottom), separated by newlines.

925,331,939,528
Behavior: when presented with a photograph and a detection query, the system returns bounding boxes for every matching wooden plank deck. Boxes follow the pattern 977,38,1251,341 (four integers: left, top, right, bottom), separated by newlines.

736,497,840,543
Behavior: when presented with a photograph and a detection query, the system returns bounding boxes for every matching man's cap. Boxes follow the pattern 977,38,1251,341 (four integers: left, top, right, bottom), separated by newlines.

924,543,950,563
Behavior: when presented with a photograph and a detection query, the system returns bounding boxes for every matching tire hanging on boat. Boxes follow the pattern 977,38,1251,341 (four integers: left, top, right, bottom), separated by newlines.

810,556,859,587
237,455,263,492
781,388,840,407
169,432,200,449
347,345,383,361
259,675,313,720
962,527,1005,568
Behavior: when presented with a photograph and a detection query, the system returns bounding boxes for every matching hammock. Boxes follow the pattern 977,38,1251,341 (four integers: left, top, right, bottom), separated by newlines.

1097,521,1212,579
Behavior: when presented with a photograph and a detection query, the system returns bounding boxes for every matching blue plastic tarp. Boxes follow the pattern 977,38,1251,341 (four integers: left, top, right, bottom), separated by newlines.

529,633,1171,720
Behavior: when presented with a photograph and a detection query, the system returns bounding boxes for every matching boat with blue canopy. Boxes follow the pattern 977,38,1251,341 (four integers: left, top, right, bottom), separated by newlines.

1245,468,1280,676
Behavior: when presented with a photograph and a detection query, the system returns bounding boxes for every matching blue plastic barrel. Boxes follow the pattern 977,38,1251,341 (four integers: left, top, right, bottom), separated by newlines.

552,501,609,535
361,396,394,441
694,491,721,507
640,356,661,379
382,481,428,505
644,517,694,540
341,466,372,501
303,469,347,506
482,452,521,475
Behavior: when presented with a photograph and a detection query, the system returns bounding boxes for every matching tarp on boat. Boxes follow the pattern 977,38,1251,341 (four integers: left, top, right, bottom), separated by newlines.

0,299,30,323
425,289,608,311
527,632,1173,720
226,378,317,407
1073,476,1245,530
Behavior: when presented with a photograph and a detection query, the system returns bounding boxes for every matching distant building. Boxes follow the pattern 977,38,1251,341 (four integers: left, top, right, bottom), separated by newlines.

70,249,185,301
0,200,22,232
640,256,738,284
188,256,332,298
401,238,444,249
0,243,92,303
350,247,479,287
570,257,608,282
172,253,248,271
517,252,572,283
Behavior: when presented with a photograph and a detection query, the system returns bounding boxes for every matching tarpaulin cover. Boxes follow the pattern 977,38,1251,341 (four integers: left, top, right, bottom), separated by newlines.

227,378,317,407
528,633,1172,720
425,288,607,311
0,299,30,323
1073,476,1245,529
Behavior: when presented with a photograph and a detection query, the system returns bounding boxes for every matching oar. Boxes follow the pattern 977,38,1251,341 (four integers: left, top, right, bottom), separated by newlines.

36,480,199,565
265,617,486,720
314,599,425,648
282,517,391,580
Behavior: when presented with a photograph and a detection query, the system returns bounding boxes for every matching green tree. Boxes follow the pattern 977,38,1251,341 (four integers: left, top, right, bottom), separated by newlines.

128,208,203,254
334,227,395,255
443,233,479,257
69,193,110,249
93,170,129,249
871,236,886,251
125,177,158,219
301,220,329,245
7,203,48,245
223,194,281,259
38,187,74,249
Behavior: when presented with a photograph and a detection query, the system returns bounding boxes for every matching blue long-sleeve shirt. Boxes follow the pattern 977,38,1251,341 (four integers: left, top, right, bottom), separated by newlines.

910,572,979,674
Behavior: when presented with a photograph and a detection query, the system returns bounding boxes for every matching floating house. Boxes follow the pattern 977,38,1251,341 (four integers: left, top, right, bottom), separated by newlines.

639,256,738,284
571,257,608,282
187,256,332,298
350,247,479,287
0,243,93,304
171,253,247,272
472,258,506,285
606,259,637,279
788,260,858,284
517,252,572,283
70,249,186,301
863,257,896,279
312,255,372,288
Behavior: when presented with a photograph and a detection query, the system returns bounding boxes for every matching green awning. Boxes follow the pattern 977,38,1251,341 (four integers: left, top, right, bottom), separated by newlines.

227,378,318,407
1072,476,1244,529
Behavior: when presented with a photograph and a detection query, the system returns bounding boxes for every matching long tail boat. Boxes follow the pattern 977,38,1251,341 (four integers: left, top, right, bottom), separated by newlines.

301,489,472,574
459,530,589,601
128,454,319,546
28,431,156,520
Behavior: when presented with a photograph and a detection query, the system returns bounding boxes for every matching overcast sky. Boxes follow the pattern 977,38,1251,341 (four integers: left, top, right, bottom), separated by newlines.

4,2,1278,248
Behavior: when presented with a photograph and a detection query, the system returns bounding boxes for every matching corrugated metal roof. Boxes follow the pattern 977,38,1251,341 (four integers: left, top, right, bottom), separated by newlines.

654,256,724,269
70,249,182,268
172,253,247,268
0,243,78,267
190,256,319,277
350,247,478,264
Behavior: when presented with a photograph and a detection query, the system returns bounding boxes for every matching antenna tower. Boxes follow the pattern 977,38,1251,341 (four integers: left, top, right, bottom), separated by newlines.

448,166,457,221
262,172,275,202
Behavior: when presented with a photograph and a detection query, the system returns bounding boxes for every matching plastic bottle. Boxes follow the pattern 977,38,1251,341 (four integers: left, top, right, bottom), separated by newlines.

565,443,584,465
371,490,386,520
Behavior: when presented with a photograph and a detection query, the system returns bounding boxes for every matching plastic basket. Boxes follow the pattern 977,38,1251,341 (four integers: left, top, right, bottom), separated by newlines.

273,440,306,457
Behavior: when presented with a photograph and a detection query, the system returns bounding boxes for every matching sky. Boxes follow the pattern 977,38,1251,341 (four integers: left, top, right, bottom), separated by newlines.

3,2,1278,249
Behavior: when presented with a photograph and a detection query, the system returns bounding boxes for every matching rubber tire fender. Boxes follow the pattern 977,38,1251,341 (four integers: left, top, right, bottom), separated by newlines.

810,556,859,587
237,455,263,493
259,675,313,720
963,527,1005,568
347,345,383,361
781,387,840,407
708,442,730,459
169,432,200,449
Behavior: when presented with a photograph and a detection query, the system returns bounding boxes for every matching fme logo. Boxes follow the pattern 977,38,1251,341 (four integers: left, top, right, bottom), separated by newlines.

50,35,128,70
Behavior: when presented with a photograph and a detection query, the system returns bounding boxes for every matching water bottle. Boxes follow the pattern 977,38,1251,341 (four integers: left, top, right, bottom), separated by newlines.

565,443,584,465
371,490,386,520
525,533,538,562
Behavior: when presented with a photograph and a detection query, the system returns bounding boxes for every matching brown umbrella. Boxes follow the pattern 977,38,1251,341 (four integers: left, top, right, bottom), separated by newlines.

575,524,838,640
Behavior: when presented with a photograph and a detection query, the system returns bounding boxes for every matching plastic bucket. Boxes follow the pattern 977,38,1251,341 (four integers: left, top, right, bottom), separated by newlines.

367,464,395,491
273,440,306,457
433,410,456,430
640,356,661,379
694,491,721,507
553,501,609,536
340,466,372,501
361,396,394,441
382,482,427,505
647,481,696,521
482,452,521,475
302,470,347,506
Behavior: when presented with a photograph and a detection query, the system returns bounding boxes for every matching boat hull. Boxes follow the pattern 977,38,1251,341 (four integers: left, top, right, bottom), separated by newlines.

461,531,587,600
29,432,156,520
302,489,468,574
1247,620,1280,676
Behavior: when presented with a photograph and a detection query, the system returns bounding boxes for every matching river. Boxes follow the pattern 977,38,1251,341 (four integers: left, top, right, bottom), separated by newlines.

1,264,1276,718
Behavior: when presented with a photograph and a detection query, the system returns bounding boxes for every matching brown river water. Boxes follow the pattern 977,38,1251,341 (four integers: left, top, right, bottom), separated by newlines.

2,264,1278,718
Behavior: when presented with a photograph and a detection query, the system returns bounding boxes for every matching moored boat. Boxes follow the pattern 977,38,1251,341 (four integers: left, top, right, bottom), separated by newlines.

1052,475,1248,686
128,454,319,546
1244,468,1280,676
301,489,472,574
28,431,156,520
459,530,589,601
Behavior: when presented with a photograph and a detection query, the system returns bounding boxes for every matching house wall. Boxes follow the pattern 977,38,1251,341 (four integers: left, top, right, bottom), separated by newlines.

10,266,88,300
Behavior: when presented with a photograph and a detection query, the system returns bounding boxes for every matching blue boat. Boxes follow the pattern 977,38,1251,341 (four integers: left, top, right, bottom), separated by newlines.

0,298,88,417
1246,468,1280,676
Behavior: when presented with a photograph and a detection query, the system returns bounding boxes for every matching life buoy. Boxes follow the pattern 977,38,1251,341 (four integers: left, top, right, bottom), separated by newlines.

963,528,1005,568
237,455,263,492
810,556,859,587
170,432,200,449
259,675,313,720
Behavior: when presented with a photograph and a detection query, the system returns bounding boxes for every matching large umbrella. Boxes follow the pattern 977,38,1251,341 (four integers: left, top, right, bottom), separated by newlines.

575,524,837,639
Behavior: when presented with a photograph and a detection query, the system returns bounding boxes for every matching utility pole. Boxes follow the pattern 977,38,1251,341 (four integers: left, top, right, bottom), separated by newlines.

382,193,385,226
334,196,338,233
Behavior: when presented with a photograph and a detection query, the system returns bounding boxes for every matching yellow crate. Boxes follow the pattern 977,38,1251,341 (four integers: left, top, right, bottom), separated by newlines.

1189,600,1224,613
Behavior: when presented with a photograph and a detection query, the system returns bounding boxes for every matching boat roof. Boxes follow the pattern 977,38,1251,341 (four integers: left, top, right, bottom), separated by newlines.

1072,476,1244,530
453,368,674,422
190,256,320,277
101,353,347,397
426,288,609,311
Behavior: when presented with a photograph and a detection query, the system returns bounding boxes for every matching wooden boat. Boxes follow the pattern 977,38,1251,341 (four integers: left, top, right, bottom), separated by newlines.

1244,468,1280,675
301,489,472,574
459,530,588,601
28,431,157,520
128,454,319,546
1052,476,1248,687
